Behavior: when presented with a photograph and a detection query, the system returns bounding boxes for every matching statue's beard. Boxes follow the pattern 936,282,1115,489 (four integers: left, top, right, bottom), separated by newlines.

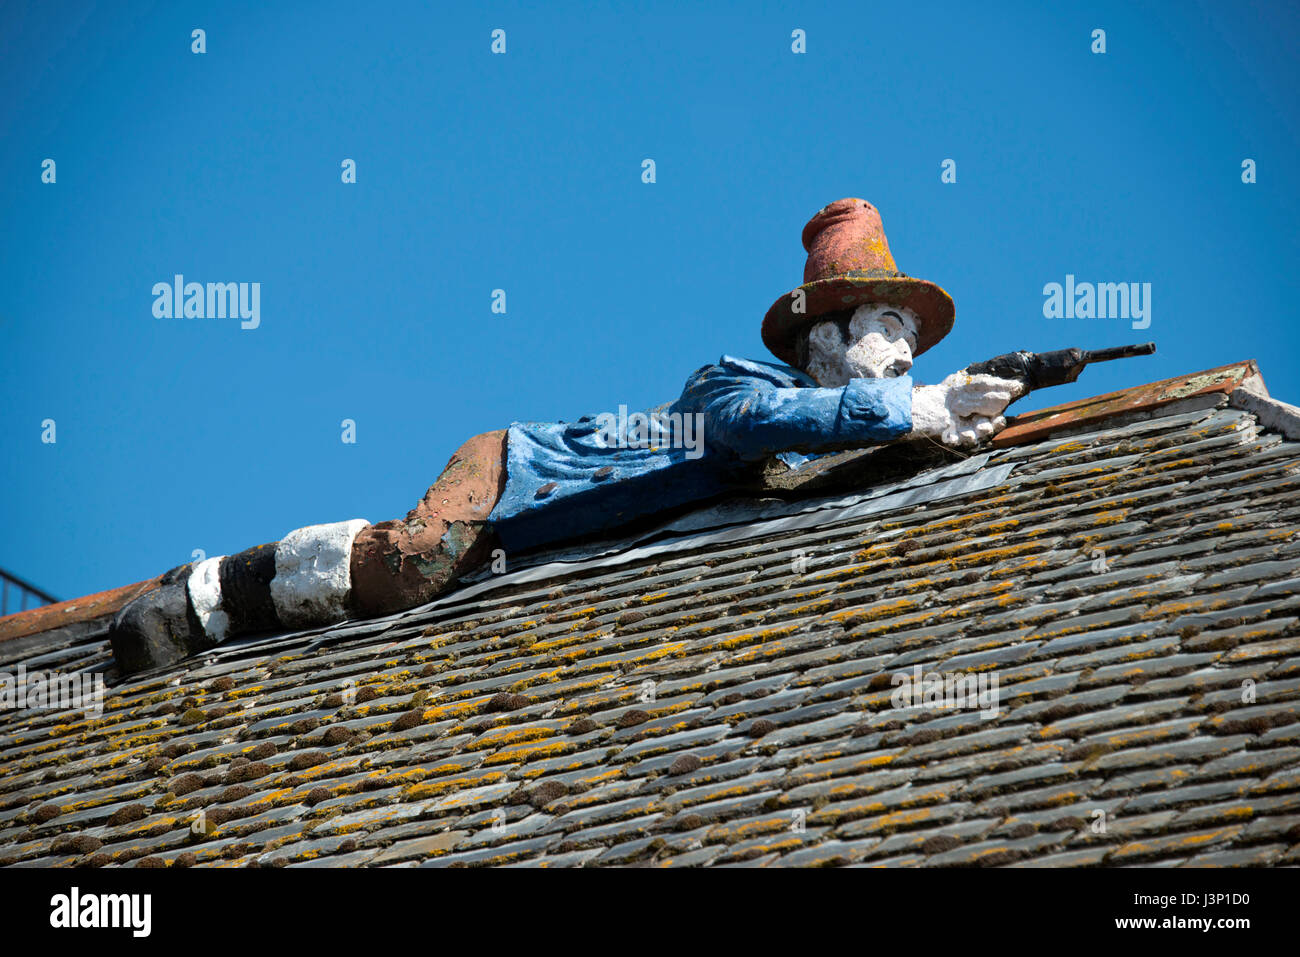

805,351,853,387
805,331,912,386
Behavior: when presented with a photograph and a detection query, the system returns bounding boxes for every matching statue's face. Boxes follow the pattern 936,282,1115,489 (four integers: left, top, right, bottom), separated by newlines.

805,304,920,386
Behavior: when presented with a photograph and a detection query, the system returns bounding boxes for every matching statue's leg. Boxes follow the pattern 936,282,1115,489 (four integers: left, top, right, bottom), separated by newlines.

348,429,508,617
109,429,508,673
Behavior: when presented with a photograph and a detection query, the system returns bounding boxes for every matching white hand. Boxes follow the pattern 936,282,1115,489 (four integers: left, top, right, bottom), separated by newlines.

911,372,1026,448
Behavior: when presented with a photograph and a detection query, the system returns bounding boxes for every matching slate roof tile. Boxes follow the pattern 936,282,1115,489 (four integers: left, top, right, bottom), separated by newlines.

781,767,913,806
838,801,978,842
1107,825,1246,862
644,844,726,867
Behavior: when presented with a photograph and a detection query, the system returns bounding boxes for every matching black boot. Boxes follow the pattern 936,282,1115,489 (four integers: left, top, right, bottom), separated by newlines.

109,563,216,675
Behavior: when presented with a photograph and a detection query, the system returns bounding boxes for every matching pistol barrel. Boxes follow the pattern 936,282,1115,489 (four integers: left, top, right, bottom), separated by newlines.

1081,342,1157,364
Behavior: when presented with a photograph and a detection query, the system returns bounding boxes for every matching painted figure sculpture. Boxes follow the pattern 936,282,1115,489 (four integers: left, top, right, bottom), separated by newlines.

110,198,1025,673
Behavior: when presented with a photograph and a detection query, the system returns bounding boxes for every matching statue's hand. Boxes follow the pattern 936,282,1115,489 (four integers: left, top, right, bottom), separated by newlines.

911,373,1026,448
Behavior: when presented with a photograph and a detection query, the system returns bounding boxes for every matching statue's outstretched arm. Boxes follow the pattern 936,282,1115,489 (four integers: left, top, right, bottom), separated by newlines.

677,368,914,461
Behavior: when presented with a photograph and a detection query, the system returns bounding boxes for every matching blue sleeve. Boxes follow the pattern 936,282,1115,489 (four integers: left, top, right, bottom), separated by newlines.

675,366,914,461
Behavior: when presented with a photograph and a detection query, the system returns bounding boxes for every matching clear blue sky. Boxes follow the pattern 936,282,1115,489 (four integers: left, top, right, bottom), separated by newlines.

2,0,1297,602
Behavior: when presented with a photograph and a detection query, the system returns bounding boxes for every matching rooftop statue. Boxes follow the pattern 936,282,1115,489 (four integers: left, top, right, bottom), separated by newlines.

110,198,1028,672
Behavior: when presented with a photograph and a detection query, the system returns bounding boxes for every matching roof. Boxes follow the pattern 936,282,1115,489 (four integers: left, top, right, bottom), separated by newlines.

2,360,1299,868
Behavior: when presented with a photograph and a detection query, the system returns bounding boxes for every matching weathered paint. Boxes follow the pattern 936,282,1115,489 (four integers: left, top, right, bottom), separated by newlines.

488,356,914,553
186,556,229,642
270,519,371,627
349,430,507,618
763,199,955,366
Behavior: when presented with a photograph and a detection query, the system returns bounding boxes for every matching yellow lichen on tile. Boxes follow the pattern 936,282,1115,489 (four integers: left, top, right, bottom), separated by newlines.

293,756,367,782
705,814,788,843
1149,457,1197,473
508,667,567,691
851,611,934,637
101,729,175,752
848,805,949,835
421,698,492,721
949,541,1045,570
118,815,180,839
788,596,839,617
530,632,604,654
571,641,689,674
402,769,508,800
808,562,876,584
483,739,574,766
826,597,922,626
468,724,559,751
724,630,813,661
245,786,297,809
1111,825,1244,859
989,555,1049,577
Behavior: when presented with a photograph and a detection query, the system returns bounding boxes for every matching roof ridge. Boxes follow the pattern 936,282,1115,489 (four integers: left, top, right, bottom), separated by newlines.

994,359,1261,447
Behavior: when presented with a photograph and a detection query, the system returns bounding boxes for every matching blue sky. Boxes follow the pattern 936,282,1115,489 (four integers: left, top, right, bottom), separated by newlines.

2,0,1297,602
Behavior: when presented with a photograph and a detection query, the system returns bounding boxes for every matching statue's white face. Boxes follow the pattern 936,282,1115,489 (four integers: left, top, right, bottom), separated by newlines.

805,303,920,386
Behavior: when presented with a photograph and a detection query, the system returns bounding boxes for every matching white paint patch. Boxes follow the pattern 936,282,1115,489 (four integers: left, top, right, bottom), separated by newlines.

187,556,230,642
270,519,370,627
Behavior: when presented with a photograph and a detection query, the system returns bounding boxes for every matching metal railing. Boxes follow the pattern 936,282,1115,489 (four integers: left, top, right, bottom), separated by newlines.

0,568,58,617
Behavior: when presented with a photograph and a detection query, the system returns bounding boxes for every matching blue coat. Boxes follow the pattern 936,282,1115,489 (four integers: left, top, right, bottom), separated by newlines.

487,355,914,553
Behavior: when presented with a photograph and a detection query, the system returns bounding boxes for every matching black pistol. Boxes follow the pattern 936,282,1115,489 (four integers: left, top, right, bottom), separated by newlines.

965,342,1156,394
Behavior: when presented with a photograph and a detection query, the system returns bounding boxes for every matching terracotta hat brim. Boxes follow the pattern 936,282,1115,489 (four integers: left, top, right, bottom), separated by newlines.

762,276,955,367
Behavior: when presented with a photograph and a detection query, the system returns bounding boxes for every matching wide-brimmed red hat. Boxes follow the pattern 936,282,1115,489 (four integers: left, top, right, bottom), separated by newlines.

762,198,955,366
